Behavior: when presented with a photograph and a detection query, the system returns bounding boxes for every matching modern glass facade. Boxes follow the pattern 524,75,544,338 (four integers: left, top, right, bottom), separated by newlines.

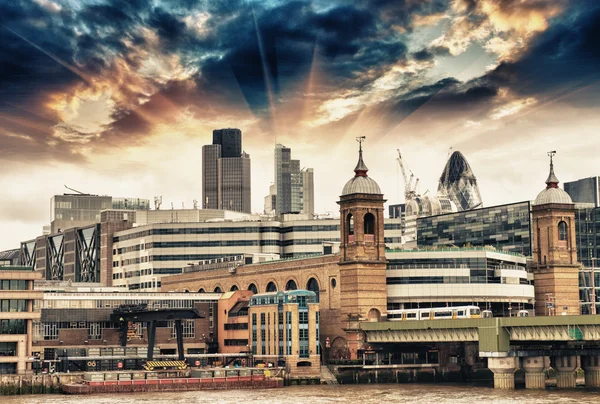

50,194,149,233
212,128,242,158
417,201,532,256
272,144,314,215
575,206,600,268
565,177,600,207
219,153,251,213
202,129,251,213
385,249,534,316
202,144,221,209
437,151,483,211
576,206,600,315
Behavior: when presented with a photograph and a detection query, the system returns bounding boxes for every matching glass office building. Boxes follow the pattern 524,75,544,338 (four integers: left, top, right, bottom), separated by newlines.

438,151,483,211
417,201,532,256
565,177,600,207
386,248,534,316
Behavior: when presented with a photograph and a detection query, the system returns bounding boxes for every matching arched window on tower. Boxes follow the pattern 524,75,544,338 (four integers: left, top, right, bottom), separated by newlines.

364,213,375,243
558,221,568,247
285,279,297,291
248,283,258,294
346,213,354,243
266,281,277,292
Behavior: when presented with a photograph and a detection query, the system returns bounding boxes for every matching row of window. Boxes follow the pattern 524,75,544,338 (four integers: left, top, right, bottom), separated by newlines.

0,299,28,312
386,276,530,285
37,299,208,310
113,222,402,243
0,320,26,335
224,323,249,330
0,280,28,291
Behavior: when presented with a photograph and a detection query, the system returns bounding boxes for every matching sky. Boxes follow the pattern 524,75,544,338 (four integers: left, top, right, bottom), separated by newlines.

1,0,599,251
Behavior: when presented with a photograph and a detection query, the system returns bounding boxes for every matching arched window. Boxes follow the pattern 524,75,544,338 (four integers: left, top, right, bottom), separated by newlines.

368,308,381,322
266,281,277,292
558,221,567,241
306,277,319,302
198,288,205,293
213,286,222,293
346,213,354,243
248,283,258,294
364,212,375,235
285,279,297,291
230,285,239,291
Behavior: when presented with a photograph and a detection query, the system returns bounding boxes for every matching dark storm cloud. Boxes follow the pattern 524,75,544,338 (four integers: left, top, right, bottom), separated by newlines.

486,1,600,101
360,0,449,29
198,1,407,120
392,78,497,118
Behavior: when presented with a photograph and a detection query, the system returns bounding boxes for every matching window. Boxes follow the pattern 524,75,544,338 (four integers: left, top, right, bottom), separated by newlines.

285,280,297,291
169,320,195,338
558,221,567,241
89,323,101,340
306,278,319,302
266,282,277,292
364,213,375,235
43,323,58,340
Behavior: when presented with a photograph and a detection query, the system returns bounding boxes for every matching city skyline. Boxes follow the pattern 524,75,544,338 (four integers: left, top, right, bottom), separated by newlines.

1,0,600,250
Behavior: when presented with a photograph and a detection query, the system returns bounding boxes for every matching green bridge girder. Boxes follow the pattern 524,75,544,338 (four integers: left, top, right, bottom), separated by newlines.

361,315,600,355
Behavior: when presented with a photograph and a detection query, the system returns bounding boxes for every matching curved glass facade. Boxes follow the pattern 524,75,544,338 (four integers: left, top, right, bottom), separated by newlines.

438,151,483,211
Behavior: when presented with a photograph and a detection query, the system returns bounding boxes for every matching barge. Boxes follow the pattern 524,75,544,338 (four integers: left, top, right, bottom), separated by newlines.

62,368,284,394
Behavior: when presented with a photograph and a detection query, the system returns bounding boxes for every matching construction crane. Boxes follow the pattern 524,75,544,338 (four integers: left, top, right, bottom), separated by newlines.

396,149,420,202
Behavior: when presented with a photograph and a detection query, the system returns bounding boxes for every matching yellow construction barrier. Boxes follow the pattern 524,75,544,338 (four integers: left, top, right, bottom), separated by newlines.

143,360,187,371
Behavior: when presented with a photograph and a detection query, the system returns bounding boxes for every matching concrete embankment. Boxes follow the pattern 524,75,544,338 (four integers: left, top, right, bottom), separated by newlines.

0,373,83,395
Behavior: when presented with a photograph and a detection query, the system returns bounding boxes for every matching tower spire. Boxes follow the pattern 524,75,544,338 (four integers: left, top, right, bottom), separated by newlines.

354,136,368,177
545,150,559,188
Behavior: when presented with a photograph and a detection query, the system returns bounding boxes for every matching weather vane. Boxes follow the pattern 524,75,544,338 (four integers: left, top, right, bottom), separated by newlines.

356,136,366,152
547,150,556,165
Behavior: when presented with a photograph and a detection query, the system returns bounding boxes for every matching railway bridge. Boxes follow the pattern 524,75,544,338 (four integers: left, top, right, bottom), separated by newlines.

361,315,600,389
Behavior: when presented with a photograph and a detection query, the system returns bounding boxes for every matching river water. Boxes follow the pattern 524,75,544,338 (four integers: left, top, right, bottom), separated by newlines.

3,384,600,403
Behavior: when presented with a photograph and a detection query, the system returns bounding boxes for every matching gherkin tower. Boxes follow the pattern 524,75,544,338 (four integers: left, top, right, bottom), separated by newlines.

438,151,483,211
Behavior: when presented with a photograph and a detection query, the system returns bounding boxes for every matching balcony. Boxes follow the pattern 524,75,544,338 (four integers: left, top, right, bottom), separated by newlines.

365,234,375,243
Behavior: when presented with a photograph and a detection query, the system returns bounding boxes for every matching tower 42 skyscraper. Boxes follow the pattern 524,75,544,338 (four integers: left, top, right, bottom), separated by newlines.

202,128,251,213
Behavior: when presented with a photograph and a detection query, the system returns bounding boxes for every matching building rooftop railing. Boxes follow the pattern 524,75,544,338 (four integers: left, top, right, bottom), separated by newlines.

385,246,526,258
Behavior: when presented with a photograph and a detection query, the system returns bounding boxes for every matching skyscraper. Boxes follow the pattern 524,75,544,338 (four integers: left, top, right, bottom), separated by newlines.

269,144,314,215
202,128,251,213
219,151,251,213
438,150,483,211
212,128,242,158
202,144,221,209
565,176,600,207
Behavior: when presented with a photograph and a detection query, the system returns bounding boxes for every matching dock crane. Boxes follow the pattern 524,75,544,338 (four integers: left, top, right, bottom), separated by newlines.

397,149,420,202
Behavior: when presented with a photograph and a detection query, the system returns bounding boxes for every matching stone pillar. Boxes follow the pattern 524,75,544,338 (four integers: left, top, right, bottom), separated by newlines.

552,355,578,388
488,357,518,389
522,356,548,389
581,355,600,387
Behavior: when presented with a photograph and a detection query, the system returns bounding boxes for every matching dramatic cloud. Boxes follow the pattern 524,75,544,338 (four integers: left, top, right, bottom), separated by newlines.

0,0,598,250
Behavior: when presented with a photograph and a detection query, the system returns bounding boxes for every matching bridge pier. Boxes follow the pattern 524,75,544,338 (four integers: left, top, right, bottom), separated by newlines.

552,356,578,388
522,356,548,389
488,357,517,389
582,355,600,387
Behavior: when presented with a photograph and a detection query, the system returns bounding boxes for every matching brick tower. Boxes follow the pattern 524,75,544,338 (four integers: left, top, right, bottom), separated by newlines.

337,137,387,358
531,151,580,316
